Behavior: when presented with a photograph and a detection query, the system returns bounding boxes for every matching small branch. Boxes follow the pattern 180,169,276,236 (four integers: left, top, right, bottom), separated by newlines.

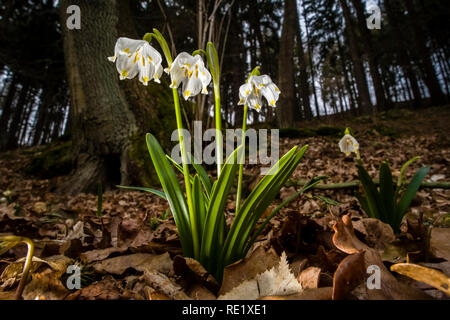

285,179,450,190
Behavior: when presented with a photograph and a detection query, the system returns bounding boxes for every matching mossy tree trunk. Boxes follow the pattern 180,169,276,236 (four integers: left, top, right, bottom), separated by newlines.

59,0,175,194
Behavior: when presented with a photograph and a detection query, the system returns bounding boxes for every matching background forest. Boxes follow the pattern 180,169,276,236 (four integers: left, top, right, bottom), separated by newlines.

0,0,449,193
0,0,450,302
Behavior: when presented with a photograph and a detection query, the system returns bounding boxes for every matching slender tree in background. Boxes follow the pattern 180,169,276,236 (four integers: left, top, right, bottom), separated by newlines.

350,0,389,111
402,0,446,106
277,0,299,127
338,0,373,114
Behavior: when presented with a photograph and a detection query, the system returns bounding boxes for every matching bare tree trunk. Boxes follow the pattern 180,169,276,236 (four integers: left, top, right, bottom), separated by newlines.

403,0,446,105
339,0,373,115
385,0,422,108
59,0,137,194
0,75,18,150
277,0,299,127
350,0,389,111
294,0,312,121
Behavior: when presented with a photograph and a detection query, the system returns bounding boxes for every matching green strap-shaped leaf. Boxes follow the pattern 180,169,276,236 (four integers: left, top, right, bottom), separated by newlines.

192,175,207,241
245,175,328,254
220,146,307,275
117,185,167,200
395,166,430,232
357,164,382,220
379,161,395,224
146,133,193,257
394,156,420,201
200,146,241,272
189,152,213,198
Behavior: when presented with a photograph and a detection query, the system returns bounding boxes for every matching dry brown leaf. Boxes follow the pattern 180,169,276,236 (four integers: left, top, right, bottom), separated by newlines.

332,214,431,300
80,246,128,263
218,252,302,300
218,246,279,296
352,218,395,250
391,263,450,296
430,228,450,262
92,252,172,275
297,267,321,289
186,284,217,300
144,270,190,300
22,270,69,300
77,276,123,300
332,214,367,254
173,255,219,293
332,251,366,300
259,287,333,300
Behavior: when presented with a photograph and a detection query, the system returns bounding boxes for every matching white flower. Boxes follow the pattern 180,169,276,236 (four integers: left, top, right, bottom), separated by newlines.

108,37,163,86
238,75,280,112
339,134,359,156
165,52,212,100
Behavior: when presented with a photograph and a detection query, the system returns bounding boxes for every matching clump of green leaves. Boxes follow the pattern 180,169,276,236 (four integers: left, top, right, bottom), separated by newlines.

356,157,430,233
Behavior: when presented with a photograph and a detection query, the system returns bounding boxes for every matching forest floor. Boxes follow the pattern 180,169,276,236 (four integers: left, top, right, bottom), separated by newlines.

0,106,449,300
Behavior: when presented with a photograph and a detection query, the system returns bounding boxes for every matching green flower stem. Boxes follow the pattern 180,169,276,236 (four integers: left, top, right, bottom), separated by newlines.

235,103,248,213
214,84,223,177
172,88,199,258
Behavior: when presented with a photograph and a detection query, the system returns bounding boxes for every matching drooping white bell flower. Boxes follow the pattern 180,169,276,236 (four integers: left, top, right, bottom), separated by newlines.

238,75,280,112
108,37,163,86
165,52,212,100
339,130,359,156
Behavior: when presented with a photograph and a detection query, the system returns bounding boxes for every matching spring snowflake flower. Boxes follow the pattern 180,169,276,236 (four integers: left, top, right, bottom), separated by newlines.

108,37,163,86
238,75,280,112
165,52,212,100
339,129,359,156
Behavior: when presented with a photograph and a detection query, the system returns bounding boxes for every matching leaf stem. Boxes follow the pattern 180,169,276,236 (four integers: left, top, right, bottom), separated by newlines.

172,88,199,258
235,103,248,213
214,84,223,177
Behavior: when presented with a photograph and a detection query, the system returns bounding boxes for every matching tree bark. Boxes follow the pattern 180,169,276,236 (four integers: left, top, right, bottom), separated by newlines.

385,0,422,108
338,0,373,115
277,0,299,127
403,0,446,106
294,1,312,121
0,75,18,151
59,0,137,194
350,0,389,111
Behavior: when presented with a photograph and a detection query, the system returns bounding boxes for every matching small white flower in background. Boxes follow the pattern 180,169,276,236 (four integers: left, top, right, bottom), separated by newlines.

339,128,359,156
108,37,163,86
238,75,280,112
165,52,212,100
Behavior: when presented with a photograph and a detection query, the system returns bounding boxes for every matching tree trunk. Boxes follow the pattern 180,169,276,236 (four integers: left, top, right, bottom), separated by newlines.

6,80,30,149
350,0,389,111
294,1,312,121
385,0,422,108
59,0,138,194
403,0,446,105
0,75,18,151
338,0,373,115
277,0,299,127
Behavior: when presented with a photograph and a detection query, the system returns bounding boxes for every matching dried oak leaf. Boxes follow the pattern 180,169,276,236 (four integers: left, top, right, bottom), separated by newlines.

430,228,450,262
92,252,172,275
218,246,279,296
144,270,191,300
22,269,69,300
259,287,332,300
80,246,129,263
173,255,219,294
297,267,321,289
218,252,302,300
390,263,450,296
332,251,366,300
332,214,431,300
